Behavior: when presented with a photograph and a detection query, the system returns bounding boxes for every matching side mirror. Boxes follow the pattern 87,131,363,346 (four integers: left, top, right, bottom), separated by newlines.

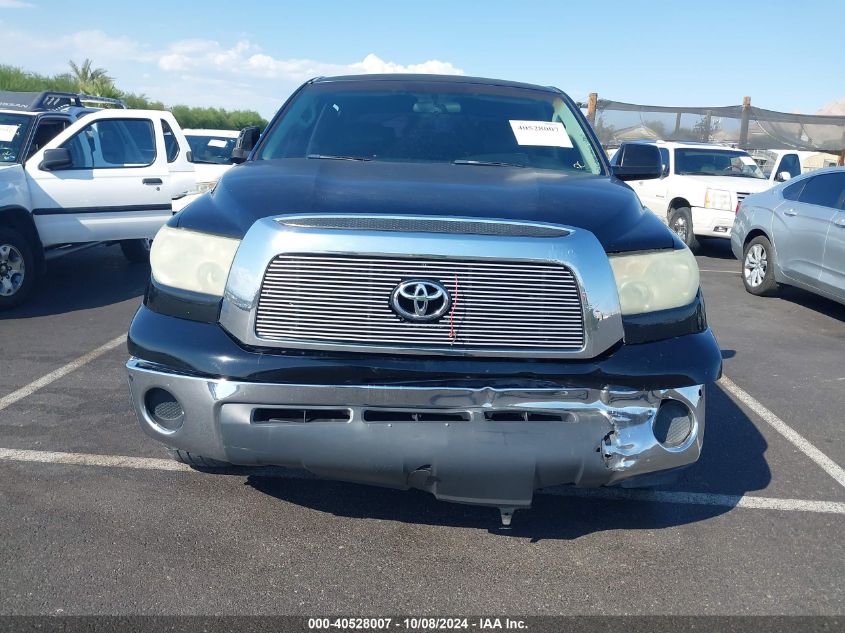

231,126,261,164
40,147,72,171
611,144,662,181
775,171,792,182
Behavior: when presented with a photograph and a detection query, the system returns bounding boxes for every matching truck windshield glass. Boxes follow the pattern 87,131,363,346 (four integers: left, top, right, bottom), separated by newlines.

258,81,603,175
0,114,32,163
187,134,237,164
674,148,765,179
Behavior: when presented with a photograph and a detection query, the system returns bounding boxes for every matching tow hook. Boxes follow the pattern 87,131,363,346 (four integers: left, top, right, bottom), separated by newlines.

498,507,517,527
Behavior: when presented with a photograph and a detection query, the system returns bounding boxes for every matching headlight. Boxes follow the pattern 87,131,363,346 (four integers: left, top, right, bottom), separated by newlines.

174,181,217,199
150,226,240,296
704,188,731,211
188,181,217,195
608,248,700,315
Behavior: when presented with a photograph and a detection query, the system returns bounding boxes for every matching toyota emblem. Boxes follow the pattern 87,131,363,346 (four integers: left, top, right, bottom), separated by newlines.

389,279,451,322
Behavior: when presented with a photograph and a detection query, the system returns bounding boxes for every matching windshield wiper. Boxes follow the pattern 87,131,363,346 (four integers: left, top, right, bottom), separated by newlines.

307,154,372,162
453,159,526,168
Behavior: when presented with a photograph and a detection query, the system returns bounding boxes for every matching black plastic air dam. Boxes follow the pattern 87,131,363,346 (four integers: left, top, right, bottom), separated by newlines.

126,306,722,390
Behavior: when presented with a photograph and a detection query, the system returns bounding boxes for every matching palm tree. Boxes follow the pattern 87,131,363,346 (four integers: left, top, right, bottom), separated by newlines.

68,59,114,94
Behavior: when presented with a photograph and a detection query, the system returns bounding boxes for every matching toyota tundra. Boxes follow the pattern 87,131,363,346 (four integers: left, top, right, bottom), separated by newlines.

126,75,722,524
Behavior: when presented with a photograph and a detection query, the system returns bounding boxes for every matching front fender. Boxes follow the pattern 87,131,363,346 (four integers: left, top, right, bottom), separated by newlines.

0,164,30,211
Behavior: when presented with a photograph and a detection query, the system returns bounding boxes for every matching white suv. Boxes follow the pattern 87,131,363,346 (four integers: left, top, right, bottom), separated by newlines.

611,141,772,250
0,91,195,308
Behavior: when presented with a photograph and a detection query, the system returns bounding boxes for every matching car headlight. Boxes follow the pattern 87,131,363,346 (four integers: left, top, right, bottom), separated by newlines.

704,188,731,211
608,248,700,315
149,226,240,296
174,181,217,200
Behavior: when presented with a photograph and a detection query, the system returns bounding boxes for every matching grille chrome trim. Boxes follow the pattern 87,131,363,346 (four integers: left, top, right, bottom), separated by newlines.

276,214,571,238
219,214,625,358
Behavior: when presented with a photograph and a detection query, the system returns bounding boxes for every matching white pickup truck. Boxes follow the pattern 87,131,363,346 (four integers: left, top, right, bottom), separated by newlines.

611,140,772,251
0,91,195,308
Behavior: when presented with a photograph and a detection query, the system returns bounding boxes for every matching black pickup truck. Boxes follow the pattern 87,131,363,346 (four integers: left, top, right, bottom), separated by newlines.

126,75,721,524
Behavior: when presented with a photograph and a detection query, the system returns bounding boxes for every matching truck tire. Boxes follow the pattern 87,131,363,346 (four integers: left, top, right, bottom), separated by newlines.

742,235,780,296
168,449,230,469
120,238,152,263
668,207,700,252
0,227,36,310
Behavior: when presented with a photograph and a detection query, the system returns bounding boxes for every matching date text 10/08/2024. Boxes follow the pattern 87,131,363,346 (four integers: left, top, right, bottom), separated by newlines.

307,617,528,630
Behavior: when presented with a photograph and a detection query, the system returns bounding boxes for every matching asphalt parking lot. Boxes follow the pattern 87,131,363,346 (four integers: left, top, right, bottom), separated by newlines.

0,239,843,616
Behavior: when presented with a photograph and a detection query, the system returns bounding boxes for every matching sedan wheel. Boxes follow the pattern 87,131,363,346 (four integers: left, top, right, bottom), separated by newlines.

741,235,779,296
743,243,767,288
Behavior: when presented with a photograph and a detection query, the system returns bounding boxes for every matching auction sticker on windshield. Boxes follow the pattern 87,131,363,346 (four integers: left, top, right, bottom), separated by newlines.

509,120,573,148
0,124,20,143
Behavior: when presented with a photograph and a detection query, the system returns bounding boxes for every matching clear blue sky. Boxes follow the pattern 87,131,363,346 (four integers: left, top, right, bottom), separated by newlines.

2,0,842,118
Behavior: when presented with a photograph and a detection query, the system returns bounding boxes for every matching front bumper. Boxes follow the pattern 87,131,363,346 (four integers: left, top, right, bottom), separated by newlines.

691,206,735,238
127,357,705,509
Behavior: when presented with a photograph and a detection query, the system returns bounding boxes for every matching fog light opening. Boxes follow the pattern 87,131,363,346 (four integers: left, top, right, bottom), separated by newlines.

652,400,693,448
144,388,184,433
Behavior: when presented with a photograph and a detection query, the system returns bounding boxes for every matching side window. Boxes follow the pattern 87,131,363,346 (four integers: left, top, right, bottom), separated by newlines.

26,118,69,160
659,147,670,175
161,119,179,163
782,179,806,201
60,119,156,169
779,154,801,178
797,174,845,209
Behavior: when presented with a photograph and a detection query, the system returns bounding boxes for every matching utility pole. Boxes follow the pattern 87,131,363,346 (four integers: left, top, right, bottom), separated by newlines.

739,96,751,149
586,93,597,125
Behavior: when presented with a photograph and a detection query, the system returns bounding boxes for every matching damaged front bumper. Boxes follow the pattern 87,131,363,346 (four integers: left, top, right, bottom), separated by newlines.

127,358,704,511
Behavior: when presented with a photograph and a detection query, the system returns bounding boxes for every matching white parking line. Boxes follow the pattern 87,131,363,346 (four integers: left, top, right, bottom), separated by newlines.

544,486,845,514
719,375,845,489
1,447,843,515
0,335,125,413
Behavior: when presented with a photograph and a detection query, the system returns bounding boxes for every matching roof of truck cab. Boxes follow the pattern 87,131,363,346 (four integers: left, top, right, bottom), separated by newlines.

0,91,82,112
310,74,563,94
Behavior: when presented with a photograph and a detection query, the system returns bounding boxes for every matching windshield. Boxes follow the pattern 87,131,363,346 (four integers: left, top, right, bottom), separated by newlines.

0,113,32,163
750,150,777,177
257,81,603,175
674,148,765,179
186,134,237,164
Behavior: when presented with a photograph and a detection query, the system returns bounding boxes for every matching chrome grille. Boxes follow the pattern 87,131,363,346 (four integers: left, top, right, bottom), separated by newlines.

255,254,585,352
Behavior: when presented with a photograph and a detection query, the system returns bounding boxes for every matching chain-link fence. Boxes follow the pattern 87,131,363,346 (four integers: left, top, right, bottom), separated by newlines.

579,97,845,160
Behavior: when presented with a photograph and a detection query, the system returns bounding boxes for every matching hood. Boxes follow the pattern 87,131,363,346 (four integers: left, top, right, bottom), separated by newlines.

174,159,681,253
682,175,772,193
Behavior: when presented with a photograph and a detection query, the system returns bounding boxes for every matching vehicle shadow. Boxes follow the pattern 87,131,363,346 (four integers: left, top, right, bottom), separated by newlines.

776,286,845,322
245,383,771,539
0,244,148,320
698,238,736,259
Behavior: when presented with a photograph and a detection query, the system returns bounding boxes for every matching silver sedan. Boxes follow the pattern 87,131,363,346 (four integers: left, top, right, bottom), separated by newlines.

731,167,845,305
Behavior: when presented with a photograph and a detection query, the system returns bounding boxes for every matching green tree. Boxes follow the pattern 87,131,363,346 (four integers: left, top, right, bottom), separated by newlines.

0,63,267,130
68,59,115,95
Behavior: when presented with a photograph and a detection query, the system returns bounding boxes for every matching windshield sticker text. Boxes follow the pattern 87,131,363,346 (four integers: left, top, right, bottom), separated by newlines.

509,120,573,148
